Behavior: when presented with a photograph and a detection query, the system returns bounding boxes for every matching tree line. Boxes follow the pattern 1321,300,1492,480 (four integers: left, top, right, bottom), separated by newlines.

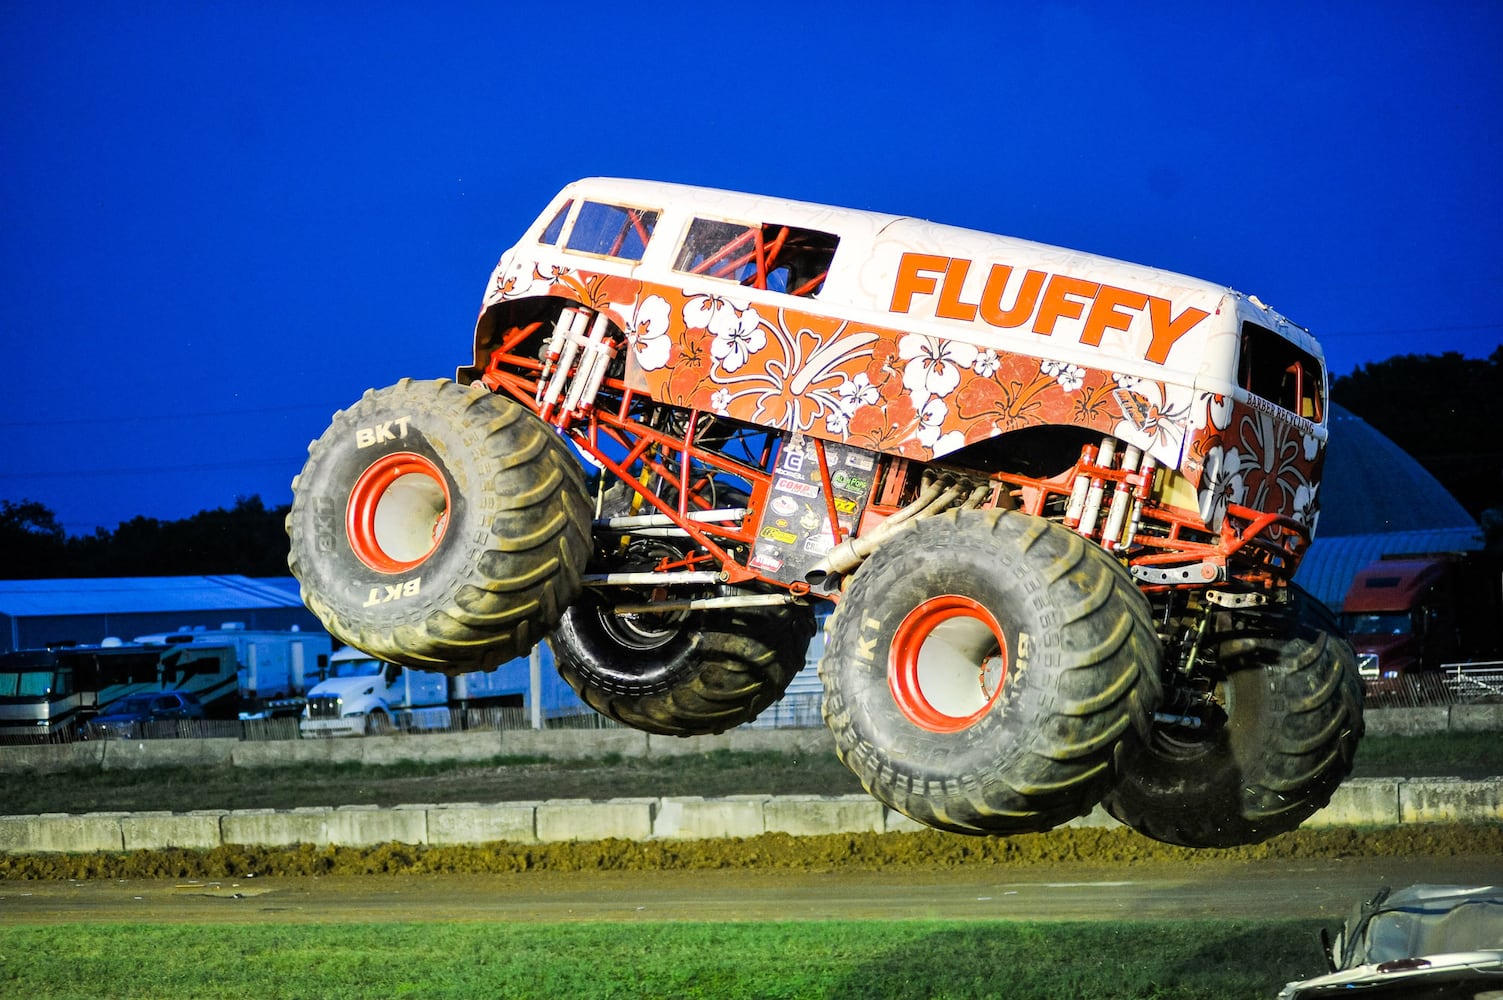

0,496,292,579
2,348,1499,579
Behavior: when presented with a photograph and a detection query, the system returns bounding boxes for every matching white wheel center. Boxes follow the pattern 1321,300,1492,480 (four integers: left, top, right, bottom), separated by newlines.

914,617,1003,718
372,472,447,563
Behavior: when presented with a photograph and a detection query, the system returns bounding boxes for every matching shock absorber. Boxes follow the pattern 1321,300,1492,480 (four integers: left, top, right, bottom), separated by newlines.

1101,444,1142,551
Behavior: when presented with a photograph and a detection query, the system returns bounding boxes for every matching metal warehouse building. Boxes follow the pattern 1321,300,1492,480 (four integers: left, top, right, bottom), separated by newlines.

0,576,322,653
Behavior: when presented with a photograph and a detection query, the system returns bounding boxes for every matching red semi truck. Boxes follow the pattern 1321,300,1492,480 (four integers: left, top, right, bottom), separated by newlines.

1340,551,1503,691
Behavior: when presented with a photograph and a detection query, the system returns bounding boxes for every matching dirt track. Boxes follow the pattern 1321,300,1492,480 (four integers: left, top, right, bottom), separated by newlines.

3,824,1500,925
5,856,1502,926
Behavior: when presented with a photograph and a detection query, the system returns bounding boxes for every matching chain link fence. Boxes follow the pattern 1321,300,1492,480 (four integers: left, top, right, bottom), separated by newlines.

1361,663,1503,709
11,668,1499,745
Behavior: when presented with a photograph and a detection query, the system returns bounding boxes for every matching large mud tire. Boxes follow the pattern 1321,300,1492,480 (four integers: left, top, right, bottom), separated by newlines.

552,589,816,737
287,378,591,674
820,509,1162,836
1102,586,1364,848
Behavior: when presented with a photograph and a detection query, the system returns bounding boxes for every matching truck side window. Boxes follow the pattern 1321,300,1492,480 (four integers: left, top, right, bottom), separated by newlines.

565,201,660,261
539,200,573,245
674,218,839,297
1237,321,1325,421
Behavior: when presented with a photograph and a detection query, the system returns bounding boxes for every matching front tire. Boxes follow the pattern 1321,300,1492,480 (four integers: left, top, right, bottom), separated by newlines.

820,509,1162,835
1102,586,1365,847
287,378,592,674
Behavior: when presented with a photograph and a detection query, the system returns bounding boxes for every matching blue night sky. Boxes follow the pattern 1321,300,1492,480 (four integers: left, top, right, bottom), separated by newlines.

3,3,1500,535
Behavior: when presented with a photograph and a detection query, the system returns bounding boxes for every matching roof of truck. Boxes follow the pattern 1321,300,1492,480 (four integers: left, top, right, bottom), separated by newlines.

561,176,1238,304
1342,558,1453,612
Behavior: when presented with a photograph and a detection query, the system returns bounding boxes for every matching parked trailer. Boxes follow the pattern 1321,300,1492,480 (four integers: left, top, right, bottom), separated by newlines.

0,626,333,741
131,624,333,719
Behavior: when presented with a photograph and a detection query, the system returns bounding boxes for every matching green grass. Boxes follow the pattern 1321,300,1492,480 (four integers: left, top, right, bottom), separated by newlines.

1351,729,1503,776
0,748,867,815
0,919,1328,999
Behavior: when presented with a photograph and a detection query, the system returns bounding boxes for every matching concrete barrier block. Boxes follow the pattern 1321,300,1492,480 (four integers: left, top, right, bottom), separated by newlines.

501,729,649,760
427,803,537,845
1400,778,1503,824
536,798,654,842
764,795,884,836
1307,779,1402,827
0,813,125,853
1449,703,1503,733
0,741,105,774
884,809,927,834
232,738,365,768
326,804,427,846
649,728,836,758
222,807,330,847
360,731,504,766
0,815,32,852
654,796,766,840
121,811,223,850
1362,707,1449,737
101,738,237,770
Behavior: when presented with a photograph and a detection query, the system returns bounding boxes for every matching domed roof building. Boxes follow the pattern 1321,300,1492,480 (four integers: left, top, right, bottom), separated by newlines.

1293,403,1484,608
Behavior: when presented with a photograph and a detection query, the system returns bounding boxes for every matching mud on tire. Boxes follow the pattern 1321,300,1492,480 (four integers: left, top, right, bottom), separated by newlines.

819,508,1162,835
287,378,592,674
1102,585,1364,848
553,586,816,737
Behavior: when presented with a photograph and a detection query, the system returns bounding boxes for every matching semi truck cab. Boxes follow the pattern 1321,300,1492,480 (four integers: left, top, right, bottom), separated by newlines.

300,647,448,737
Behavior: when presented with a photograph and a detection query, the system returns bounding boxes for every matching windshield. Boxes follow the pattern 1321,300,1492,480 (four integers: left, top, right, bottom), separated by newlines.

330,658,382,678
0,670,61,698
1340,611,1414,637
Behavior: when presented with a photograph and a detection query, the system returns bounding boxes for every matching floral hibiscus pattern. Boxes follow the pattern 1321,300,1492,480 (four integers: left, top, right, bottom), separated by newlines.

492,264,1321,531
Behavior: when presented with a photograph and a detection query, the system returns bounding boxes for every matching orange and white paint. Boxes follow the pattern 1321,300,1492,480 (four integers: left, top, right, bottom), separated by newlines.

472,178,1327,536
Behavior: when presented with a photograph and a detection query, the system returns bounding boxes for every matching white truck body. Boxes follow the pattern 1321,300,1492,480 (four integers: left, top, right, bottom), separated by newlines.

300,647,511,737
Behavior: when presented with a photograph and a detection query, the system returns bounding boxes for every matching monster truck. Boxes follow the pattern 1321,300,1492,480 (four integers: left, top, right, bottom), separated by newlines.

287,178,1363,847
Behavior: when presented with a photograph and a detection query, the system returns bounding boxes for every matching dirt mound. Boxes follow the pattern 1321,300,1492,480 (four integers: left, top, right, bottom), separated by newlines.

3,823,1498,882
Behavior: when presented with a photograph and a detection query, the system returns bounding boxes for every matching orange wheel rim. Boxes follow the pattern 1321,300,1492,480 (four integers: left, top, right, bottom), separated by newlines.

346,451,450,573
888,595,1008,733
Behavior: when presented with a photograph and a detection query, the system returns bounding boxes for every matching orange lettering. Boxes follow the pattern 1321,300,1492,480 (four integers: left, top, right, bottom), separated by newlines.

1146,297,1209,363
979,265,1047,328
935,258,978,321
1081,284,1150,346
890,253,949,313
1032,275,1099,336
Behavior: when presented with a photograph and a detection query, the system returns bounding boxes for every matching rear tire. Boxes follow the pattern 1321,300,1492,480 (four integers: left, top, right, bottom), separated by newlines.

1102,586,1364,847
552,585,816,737
287,378,592,674
819,509,1162,835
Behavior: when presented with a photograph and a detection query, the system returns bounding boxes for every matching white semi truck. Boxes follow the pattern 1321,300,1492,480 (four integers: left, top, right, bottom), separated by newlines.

299,645,544,737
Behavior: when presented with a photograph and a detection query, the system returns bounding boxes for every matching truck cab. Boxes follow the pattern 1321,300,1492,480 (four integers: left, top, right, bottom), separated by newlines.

300,647,448,737
1341,557,1461,683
